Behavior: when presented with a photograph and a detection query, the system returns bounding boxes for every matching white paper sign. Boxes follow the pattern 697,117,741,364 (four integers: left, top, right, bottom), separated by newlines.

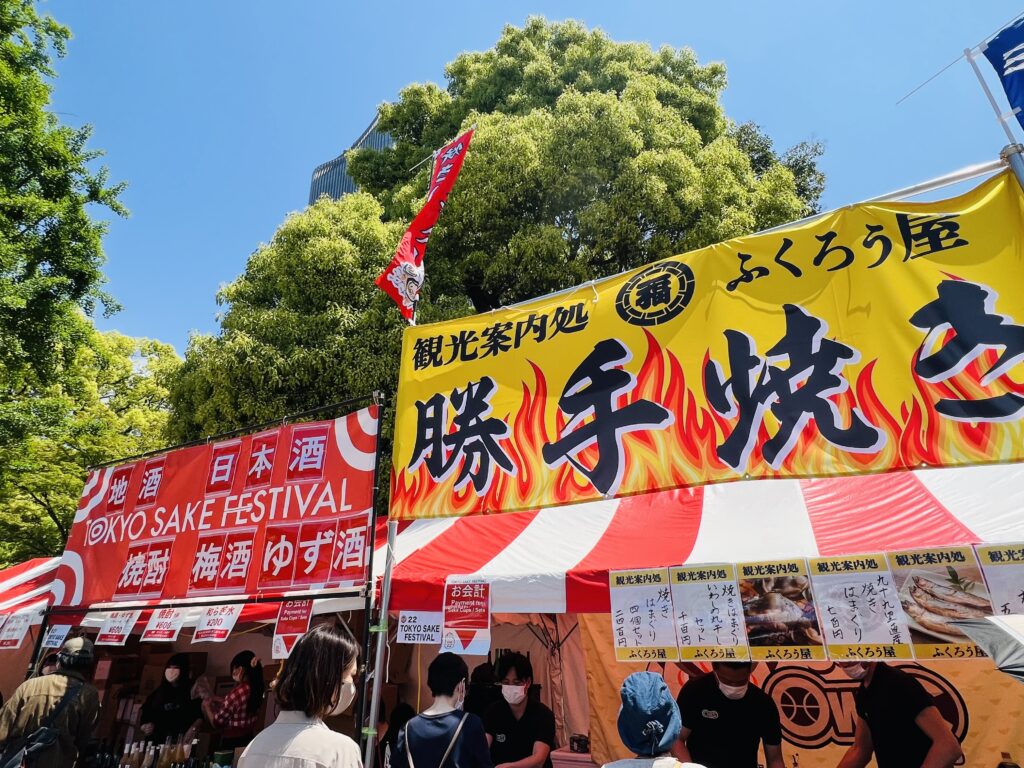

669,564,748,661
96,610,141,646
41,624,73,649
193,605,242,643
0,611,35,650
141,608,186,643
977,543,1024,616
609,568,679,662
398,611,443,644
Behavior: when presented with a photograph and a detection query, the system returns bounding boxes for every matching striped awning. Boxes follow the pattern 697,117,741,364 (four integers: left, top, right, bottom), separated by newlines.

377,463,1024,614
0,558,61,622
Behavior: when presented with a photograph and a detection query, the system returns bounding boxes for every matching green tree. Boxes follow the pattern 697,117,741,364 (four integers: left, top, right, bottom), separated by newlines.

0,324,179,565
348,17,824,310
0,0,126,458
166,193,471,442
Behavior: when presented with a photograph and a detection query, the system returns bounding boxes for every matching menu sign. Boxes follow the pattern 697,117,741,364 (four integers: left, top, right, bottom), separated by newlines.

193,605,242,643
669,564,748,661
809,553,912,661
272,600,313,659
977,543,1024,616
888,546,993,659
737,559,826,661
0,611,34,650
141,608,186,642
609,568,678,662
96,610,141,646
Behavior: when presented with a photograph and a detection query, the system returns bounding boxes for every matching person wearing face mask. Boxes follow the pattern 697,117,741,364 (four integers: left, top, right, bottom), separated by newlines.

671,662,784,768
140,654,203,745
203,650,266,750
483,653,555,768
394,652,491,768
239,623,362,768
835,662,962,768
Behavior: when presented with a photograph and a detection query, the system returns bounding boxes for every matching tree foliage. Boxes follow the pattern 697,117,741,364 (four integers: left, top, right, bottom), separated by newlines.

348,18,825,310
167,194,472,442
0,323,179,565
169,18,826,449
0,0,126,456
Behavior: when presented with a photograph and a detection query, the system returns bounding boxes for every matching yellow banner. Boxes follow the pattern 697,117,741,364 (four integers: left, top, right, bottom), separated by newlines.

391,171,1024,518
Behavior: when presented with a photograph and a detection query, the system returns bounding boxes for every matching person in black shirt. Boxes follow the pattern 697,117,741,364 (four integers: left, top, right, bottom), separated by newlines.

395,653,492,768
140,653,203,745
672,662,784,768
484,653,556,768
836,662,962,768
464,662,501,719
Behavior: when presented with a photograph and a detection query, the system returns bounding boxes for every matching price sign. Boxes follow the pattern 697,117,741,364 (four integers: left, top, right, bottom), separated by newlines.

670,564,748,661
141,608,186,642
809,553,912,661
0,611,35,650
41,624,73,649
888,546,993,660
193,605,242,643
96,610,141,646
609,568,678,663
398,611,443,644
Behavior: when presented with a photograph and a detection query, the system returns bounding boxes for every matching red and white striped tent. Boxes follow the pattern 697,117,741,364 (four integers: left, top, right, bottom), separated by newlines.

0,557,61,621
375,462,1024,615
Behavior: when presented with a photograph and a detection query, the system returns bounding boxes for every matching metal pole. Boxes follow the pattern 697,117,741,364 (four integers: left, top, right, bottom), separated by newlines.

965,47,1019,145
362,520,398,768
1001,143,1024,189
355,392,386,753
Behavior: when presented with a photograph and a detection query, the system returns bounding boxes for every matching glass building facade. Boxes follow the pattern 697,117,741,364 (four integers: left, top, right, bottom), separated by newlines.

308,117,394,204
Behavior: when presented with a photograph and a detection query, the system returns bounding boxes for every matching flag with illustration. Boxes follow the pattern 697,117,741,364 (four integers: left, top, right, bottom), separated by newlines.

376,128,475,321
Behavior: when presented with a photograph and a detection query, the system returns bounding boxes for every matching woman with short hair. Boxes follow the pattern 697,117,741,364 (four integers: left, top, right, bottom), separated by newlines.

394,653,492,768
239,623,361,768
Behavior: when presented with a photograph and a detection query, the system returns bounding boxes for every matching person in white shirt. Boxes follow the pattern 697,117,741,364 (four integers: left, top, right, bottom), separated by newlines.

602,672,705,768
240,623,362,768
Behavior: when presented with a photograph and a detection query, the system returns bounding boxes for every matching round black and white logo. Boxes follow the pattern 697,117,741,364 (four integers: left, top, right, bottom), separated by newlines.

615,260,695,327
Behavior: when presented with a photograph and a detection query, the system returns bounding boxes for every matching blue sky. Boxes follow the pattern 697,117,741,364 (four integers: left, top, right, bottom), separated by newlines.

44,1,1022,353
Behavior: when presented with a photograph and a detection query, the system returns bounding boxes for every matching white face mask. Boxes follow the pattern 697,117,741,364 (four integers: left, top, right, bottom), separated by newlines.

841,664,869,680
165,669,181,684
716,679,749,700
330,680,357,716
502,684,527,706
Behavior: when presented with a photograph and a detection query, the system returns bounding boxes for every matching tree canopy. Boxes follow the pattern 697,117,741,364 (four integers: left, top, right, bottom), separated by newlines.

0,0,126,460
168,17,826,446
348,17,824,310
0,324,179,565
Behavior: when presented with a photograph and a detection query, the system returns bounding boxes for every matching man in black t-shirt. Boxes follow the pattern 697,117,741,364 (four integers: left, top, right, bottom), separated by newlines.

836,662,962,768
672,662,784,768
484,653,556,768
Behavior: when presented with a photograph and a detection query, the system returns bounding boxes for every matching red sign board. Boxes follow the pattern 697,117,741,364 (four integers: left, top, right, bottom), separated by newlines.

273,599,313,659
54,407,379,609
442,580,491,655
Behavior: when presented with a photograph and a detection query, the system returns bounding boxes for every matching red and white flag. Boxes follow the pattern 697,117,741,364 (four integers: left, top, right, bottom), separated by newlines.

375,128,475,321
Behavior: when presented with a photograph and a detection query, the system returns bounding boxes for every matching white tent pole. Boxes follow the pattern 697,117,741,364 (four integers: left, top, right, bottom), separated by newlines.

363,520,397,768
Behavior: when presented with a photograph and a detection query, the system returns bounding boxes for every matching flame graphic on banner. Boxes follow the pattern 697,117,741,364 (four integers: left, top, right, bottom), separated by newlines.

390,330,1024,519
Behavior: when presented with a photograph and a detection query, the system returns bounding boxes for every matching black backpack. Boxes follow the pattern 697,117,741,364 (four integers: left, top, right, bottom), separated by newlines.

0,681,83,768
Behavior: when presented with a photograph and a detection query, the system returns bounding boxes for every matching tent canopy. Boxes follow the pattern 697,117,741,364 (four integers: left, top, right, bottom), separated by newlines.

0,558,61,621
377,463,1024,614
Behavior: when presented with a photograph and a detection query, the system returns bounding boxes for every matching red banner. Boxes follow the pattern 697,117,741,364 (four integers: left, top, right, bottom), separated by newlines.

53,407,379,609
375,129,475,320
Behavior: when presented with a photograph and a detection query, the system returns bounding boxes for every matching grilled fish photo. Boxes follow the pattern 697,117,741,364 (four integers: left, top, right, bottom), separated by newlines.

912,575,990,610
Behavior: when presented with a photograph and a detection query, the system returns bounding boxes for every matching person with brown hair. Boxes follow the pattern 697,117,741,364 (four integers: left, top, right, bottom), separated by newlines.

239,623,361,768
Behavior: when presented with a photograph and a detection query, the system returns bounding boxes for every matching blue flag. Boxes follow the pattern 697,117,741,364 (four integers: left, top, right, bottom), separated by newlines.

983,17,1024,131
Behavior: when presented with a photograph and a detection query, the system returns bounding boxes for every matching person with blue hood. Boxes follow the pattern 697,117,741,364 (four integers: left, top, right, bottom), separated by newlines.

601,673,705,768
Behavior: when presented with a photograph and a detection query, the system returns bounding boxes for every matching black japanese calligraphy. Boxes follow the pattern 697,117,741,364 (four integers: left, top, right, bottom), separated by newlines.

409,377,515,493
704,304,885,471
910,280,1024,421
542,339,673,495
